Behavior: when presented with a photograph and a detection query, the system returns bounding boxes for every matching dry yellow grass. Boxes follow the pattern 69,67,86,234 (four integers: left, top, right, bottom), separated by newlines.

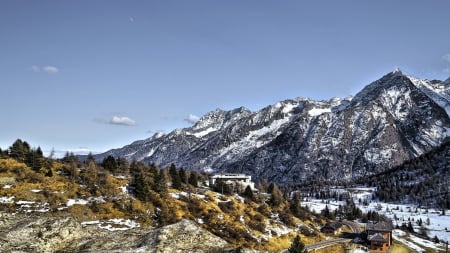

390,241,416,253
1,157,326,251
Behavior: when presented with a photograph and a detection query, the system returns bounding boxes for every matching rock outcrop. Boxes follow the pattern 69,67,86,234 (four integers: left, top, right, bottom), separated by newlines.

0,213,231,253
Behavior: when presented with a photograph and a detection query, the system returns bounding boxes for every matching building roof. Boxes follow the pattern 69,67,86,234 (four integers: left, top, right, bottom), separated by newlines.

366,221,393,232
320,222,342,231
210,173,250,179
368,233,388,242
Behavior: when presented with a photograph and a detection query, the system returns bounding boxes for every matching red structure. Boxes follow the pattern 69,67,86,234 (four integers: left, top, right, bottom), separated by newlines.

366,222,393,253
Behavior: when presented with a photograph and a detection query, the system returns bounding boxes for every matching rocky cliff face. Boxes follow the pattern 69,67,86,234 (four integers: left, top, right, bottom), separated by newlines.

95,70,450,184
0,213,231,253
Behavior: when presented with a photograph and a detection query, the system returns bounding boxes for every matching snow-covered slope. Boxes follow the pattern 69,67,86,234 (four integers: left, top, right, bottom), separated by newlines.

95,70,450,184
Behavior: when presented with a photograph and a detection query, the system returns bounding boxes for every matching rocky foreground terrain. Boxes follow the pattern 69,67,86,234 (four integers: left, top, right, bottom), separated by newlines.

0,212,233,253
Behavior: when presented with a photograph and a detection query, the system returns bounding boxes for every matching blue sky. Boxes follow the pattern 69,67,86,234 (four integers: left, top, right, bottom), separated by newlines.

1,1,450,156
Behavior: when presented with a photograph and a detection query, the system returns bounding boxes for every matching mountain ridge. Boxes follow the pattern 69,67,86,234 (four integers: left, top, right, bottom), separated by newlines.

94,70,450,184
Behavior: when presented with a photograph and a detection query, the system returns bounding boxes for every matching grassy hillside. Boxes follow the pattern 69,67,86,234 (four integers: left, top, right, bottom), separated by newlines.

0,153,325,251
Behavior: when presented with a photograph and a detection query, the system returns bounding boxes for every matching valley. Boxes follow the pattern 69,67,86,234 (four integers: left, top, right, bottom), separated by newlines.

1,71,450,252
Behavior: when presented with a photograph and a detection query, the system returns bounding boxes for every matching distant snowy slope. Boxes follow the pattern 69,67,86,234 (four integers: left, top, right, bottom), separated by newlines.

95,70,450,185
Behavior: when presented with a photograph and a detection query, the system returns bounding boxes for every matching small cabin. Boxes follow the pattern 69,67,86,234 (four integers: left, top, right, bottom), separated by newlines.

320,222,342,235
366,221,393,253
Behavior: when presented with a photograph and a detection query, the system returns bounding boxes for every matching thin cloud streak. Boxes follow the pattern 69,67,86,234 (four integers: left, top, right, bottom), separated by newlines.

31,65,59,74
43,66,59,74
110,116,136,126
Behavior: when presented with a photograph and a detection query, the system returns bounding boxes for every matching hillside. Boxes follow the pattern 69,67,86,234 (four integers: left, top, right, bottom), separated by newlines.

0,142,325,252
361,138,450,208
94,70,450,185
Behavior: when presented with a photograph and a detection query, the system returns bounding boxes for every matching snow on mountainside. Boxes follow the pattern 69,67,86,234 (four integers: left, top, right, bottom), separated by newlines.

95,70,450,184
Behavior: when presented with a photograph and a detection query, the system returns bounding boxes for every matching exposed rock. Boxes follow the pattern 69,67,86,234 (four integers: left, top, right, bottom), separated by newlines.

0,213,88,252
0,213,231,253
93,71,450,184
138,219,231,253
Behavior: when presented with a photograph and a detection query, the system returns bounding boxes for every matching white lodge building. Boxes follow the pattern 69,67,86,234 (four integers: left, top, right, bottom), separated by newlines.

209,173,255,190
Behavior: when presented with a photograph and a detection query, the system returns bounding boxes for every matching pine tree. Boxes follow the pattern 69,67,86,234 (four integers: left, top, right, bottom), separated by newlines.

169,164,182,190
188,172,198,187
25,147,44,172
101,155,118,173
242,185,254,200
288,235,307,253
154,169,168,196
9,139,30,162
269,183,284,207
290,192,302,216
117,157,130,175
86,152,95,164
133,167,151,201
179,167,187,184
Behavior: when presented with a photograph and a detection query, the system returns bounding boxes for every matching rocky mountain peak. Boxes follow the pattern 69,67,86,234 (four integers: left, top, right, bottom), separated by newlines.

95,71,450,185
192,107,252,132
445,77,450,84
352,70,414,105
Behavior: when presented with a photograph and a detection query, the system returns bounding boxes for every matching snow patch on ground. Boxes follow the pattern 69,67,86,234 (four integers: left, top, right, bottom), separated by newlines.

0,196,15,203
66,199,89,207
189,127,217,138
302,187,450,250
82,219,140,231
308,108,331,117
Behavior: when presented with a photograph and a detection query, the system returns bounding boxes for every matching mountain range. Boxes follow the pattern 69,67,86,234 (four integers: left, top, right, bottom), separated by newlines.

94,70,450,185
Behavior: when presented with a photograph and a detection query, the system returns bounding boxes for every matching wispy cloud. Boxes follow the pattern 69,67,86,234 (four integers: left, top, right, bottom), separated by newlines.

129,17,134,22
43,65,59,74
31,65,59,74
184,114,200,124
110,116,136,126
94,115,137,126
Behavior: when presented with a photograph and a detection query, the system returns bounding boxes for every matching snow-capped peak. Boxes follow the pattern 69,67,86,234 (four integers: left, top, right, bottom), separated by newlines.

393,68,402,74
445,77,450,84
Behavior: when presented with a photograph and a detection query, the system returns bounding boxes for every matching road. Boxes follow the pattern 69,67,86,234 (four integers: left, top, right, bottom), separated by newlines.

305,237,351,251
279,238,351,252
280,220,361,252
341,220,361,233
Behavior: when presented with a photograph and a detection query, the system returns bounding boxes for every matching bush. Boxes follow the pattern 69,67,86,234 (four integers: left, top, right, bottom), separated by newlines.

218,200,235,213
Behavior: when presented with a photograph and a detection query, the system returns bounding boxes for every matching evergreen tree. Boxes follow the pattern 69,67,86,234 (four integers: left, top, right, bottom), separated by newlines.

169,164,182,190
268,183,284,207
290,192,302,216
117,157,130,175
407,221,414,232
70,158,79,183
9,139,30,162
101,155,118,173
82,160,99,194
0,148,8,158
288,235,307,253
133,167,151,201
242,185,254,200
25,147,44,172
153,169,168,196
86,152,95,164
179,167,187,184
188,171,198,187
